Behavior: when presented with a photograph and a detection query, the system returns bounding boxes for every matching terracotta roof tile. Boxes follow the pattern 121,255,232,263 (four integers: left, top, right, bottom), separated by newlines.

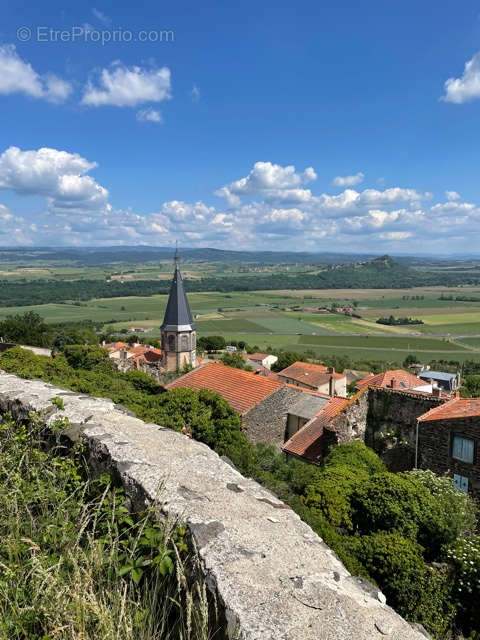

418,398,480,422
282,396,349,463
247,353,270,361
277,361,345,389
356,369,426,391
166,362,283,415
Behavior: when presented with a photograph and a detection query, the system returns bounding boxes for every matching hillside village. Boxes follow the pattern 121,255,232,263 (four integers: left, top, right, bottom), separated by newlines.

92,256,480,502
2,255,480,639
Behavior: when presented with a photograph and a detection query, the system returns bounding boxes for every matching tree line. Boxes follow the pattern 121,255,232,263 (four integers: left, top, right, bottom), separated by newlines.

2,257,480,307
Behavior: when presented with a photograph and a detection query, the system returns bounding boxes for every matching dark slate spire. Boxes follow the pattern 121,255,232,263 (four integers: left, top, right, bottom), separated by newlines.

161,247,196,331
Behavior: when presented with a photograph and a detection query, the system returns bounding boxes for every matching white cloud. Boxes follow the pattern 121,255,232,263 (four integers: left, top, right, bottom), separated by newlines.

136,107,163,123
0,44,72,103
190,84,200,102
3,154,480,252
215,161,317,206
443,52,480,103
446,190,461,201
378,231,413,240
92,8,111,25
82,63,171,107
332,172,364,187
0,146,110,214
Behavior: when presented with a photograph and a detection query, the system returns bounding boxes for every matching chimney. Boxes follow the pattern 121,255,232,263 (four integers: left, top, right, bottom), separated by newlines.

329,376,334,396
389,378,396,389
327,366,335,374
432,387,441,398
102,340,106,347
454,390,460,399
120,348,127,361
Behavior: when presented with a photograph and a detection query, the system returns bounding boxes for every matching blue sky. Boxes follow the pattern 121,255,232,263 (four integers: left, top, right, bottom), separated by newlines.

1,0,480,253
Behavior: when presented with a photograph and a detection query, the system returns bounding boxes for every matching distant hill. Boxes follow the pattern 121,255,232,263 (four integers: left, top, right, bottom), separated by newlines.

0,246,379,266
2,254,478,309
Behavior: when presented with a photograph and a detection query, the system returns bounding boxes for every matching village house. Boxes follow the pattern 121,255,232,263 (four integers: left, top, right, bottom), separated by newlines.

276,361,347,396
166,361,322,446
417,398,480,498
243,352,278,370
282,396,351,464
418,369,461,392
355,369,434,394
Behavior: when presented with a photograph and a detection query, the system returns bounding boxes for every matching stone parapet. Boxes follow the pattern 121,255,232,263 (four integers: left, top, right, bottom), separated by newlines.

0,373,428,640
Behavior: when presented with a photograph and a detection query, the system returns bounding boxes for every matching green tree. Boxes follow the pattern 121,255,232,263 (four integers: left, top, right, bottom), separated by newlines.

197,335,226,352
220,352,252,370
63,345,114,373
271,351,307,372
0,311,52,347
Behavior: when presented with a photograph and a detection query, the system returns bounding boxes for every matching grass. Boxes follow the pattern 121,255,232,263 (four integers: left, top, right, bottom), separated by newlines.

0,413,220,640
219,333,480,364
2,284,480,366
296,334,466,351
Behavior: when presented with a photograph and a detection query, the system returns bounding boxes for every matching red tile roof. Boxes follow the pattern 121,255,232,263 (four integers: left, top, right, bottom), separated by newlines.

127,345,149,357
165,362,283,415
418,398,480,422
247,353,270,361
105,341,127,352
282,396,348,463
277,361,345,389
142,348,163,363
356,369,426,391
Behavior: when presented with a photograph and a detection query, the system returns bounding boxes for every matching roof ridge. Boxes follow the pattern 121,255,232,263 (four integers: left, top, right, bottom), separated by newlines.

417,396,460,422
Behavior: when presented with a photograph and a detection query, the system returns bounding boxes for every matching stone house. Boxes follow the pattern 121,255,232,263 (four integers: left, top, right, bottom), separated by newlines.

355,369,433,394
244,352,278,370
165,361,316,446
417,398,480,498
276,361,347,397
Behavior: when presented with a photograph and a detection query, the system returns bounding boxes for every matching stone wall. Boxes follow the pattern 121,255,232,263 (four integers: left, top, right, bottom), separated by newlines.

366,388,444,471
0,372,428,640
244,386,306,446
325,389,370,451
419,416,480,500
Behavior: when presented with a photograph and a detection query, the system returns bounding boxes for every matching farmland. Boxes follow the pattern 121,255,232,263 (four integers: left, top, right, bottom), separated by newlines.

1,248,480,365
2,283,480,365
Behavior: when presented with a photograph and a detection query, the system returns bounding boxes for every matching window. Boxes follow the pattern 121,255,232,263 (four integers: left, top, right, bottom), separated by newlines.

168,335,175,351
452,435,474,464
453,474,469,493
181,334,189,351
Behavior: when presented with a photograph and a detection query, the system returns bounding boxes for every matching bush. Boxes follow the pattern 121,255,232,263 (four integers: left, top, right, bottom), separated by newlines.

408,469,477,550
63,345,113,372
350,472,442,546
444,534,480,633
323,441,386,475
302,466,367,531
350,532,455,637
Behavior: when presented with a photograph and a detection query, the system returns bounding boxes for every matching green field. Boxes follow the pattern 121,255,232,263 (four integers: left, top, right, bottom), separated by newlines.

2,285,480,365
219,333,480,363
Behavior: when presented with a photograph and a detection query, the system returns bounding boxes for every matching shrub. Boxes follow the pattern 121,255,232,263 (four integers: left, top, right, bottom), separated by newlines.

350,532,455,637
350,472,440,545
444,534,480,633
63,345,113,372
408,469,477,552
302,466,368,531
323,441,386,475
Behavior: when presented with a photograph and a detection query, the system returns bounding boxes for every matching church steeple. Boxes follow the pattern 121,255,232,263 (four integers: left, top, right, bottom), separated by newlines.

161,246,197,371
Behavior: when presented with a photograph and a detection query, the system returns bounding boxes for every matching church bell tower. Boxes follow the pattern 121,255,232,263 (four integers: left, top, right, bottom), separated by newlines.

161,247,197,372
